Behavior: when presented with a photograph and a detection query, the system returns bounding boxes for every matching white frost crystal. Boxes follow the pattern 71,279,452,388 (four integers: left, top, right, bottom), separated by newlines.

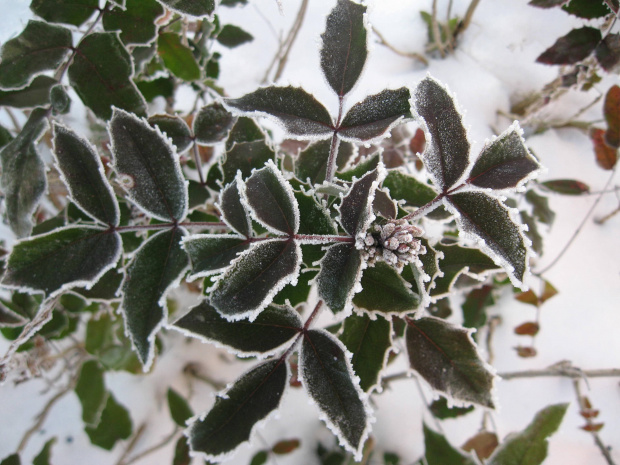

362,219,425,270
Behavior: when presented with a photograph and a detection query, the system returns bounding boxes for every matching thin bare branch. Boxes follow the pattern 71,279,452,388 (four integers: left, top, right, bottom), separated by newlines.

371,26,428,66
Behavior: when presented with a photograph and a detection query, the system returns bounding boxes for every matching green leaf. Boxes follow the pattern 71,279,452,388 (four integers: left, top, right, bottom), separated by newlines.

221,140,275,185
76,267,123,301
301,329,370,458
2,226,122,297
525,190,555,225
174,301,301,355
521,211,544,256
158,32,201,81
423,423,479,465
540,179,590,195
339,88,412,141
461,285,495,332
121,227,188,368
0,302,27,327
316,243,363,314
85,313,114,354
337,153,380,182
487,403,569,465
157,0,215,17
109,108,188,221
320,0,368,97
173,437,191,465
188,359,288,459
250,451,269,465
69,32,147,120
528,0,569,7
30,0,98,26
136,77,174,102
406,317,495,408
218,179,252,237
414,76,470,192
103,0,164,45
148,114,193,153
194,103,235,144
446,192,528,285
295,191,338,235
209,239,301,320
353,262,420,315
167,388,193,427
468,124,540,189
339,313,391,392
295,139,353,185
226,117,264,150
0,108,47,237
85,393,133,450
382,170,448,220
338,167,382,237
536,27,602,65
184,235,251,279
32,438,57,465
226,86,333,138
53,123,120,226
562,0,611,18
0,75,56,108
217,24,253,48
50,84,71,114
0,20,72,89
0,454,21,465
429,397,474,420
75,360,108,426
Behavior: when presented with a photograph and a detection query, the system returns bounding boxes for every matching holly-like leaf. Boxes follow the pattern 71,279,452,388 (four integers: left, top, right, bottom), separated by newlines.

241,160,299,235
75,360,108,426
320,0,368,97
194,103,235,145
53,124,120,226
590,128,618,170
300,329,371,459
338,167,383,237
31,0,99,26
446,192,528,285
157,0,215,17
295,139,353,185
316,243,363,314
183,235,251,279
594,33,620,71
0,75,57,108
487,403,569,465
540,179,590,195
414,76,470,192
217,24,254,48
209,239,301,320
188,359,288,459
295,191,338,235
109,108,188,222
353,262,420,315
536,27,602,65
103,0,164,45
174,301,302,356
69,32,146,120
158,32,201,81
406,316,495,408
167,388,193,427
2,226,122,298
0,20,72,90
218,179,252,237
121,227,188,368
221,140,274,185
468,124,540,189
226,86,333,138
148,114,193,153
423,423,479,465
373,188,398,219
85,393,132,450
604,85,620,148
226,117,264,150
339,313,392,392
562,0,611,18
339,88,412,141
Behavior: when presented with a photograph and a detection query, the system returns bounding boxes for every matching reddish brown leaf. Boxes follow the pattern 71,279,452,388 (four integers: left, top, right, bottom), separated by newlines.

591,127,619,170
515,290,539,307
540,280,559,303
462,431,499,461
541,179,590,195
515,346,537,358
514,321,540,336
536,27,602,65
581,423,604,432
272,439,301,455
409,128,426,155
604,85,620,148
581,396,593,409
580,409,600,419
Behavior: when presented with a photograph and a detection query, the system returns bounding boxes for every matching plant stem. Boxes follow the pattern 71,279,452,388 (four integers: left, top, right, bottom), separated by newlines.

115,423,147,465
371,26,428,66
119,426,180,465
499,367,620,380
191,141,206,185
325,131,341,185
303,300,324,331
402,195,444,221
456,0,480,39
431,0,446,58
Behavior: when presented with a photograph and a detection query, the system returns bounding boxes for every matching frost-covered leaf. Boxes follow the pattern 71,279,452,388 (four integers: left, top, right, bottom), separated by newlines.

109,108,188,221
414,77,469,192
382,170,448,219
31,0,98,26
446,192,528,285
226,87,333,138
339,88,412,141
353,262,420,314
295,191,338,235
168,388,193,427
226,117,264,150
594,33,620,71
188,359,288,459
242,161,299,235
218,180,252,237
536,27,601,65
75,267,123,301
221,140,274,185
209,239,301,320
148,114,193,153
217,24,254,48
423,423,479,465
540,179,590,195
0,108,47,237
0,20,71,90
406,316,495,408
487,403,569,465
604,84,620,147
0,75,56,108
373,188,397,219
85,393,132,450
590,128,618,170
295,139,353,185
561,0,611,18
69,32,146,120
103,0,164,45
50,84,71,114
194,103,235,145
53,124,120,226
338,167,382,237
184,235,250,279
300,329,370,458
157,0,215,17
316,243,363,314
158,32,201,81
339,313,391,392
320,0,368,97
174,301,301,356
2,226,122,297
75,360,108,426
468,125,540,189
337,153,380,182
462,285,494,332
121,227,188,368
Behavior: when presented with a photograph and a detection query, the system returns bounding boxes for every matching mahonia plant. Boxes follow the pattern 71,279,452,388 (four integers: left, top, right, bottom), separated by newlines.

0,0,549,463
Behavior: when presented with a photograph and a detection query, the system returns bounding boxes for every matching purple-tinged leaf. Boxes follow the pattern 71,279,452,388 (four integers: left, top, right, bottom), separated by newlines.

561,0,612,18
604,84,620,148
373,188,397,219
414,77,470,192
445,192,528,285
194,103,235,145
226,86,333,138
300,329,371,459
338,167,383,237
75,360,108,427
109,108,188,222
121,227,188,368
339,88,412,141
320,0,368,97
218,180,252,237
173,301,301,356
423,423,479,465
188,359,288,459
536,27,602,65
590,128,618,170
528,0,569,8
209,239,301,321
156,0,215,17
541,179,590,195
183,235,251,279
406,316,495,408
468,124,540,189
2,226,122,298
0,75,56,108
316,243,363,314
148,114,193,153
103,0,164,45
167,388,193,427
594,34,620,71
221,140,274,185
53,124,120,226
216,25,253,48
84,393,132,450
295,139,354,185
31,0,99,26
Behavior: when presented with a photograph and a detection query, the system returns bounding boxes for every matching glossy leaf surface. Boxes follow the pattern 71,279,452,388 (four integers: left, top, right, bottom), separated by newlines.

103,0,164,45
536,27,601,65
184,235,250,279
31,0,98,26
158,33,201,81
316,243,363,314
353,262,420,314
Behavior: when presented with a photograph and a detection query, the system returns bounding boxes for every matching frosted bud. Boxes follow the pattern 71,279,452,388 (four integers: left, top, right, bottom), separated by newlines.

361,218,425,270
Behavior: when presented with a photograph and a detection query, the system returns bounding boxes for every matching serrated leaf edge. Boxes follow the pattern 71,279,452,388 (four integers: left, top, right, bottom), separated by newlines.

155,0,217,18
216,177,253,238
181,233,251,281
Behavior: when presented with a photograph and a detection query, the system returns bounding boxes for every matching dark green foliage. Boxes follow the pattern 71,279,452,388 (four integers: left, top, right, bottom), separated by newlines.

537,27,602,65
157,33,201,81
30,0,99,26
32,438,56,465
75,360,108,426
184,235,250,278
316,243,363,314
217,24,254,48
167,388,194,426
148,114,193,153
0,76,56,108
194,103,235,144
338,168,381,236
429,397,475,419
85,394,133,450
423,423,478,465
103,0,164,45
221,140,274,184
353,262,421,314
157,0,216,17
295,140,353,184
219,180,252,237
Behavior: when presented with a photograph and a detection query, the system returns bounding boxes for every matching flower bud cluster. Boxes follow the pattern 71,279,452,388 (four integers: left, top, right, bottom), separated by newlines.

363,219,425,269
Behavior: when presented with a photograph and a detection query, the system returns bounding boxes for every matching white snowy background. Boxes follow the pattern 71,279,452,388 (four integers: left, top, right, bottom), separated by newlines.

0,0,619,464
